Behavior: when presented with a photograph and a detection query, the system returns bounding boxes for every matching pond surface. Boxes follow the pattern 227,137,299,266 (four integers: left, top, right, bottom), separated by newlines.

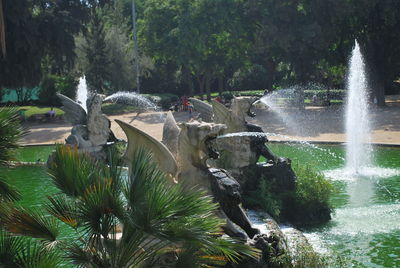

3,144,400,267
14,145,55,162
269,143,400,267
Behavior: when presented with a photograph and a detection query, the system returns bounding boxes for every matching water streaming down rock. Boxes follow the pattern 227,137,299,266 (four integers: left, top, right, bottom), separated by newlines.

76,76,88,112
345,41,372,173
104,91,158,111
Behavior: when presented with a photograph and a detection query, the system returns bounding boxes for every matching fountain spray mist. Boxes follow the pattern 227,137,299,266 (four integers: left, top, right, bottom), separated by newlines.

345,41,372,173
76,76,88,112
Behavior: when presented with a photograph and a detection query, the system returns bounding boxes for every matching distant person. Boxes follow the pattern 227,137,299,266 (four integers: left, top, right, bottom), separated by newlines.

312,94,318,104
215,96,222,103
181,95,189,111
188,101,194,114
46,107,56,118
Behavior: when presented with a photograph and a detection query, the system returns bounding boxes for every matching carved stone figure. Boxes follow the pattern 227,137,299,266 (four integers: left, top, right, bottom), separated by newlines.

116,119,178,179
57,93,114,155
117,113,259,240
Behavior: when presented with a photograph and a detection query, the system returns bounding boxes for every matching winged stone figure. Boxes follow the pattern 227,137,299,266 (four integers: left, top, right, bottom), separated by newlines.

56,93,87,126
57,93,111,151
189,98,213,122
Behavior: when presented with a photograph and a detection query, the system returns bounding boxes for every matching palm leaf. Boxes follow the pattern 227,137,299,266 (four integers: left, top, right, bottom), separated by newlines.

66,242,104,267
48,145,106,197
46,195,79,229
0,107,26,164
0,176,20,202
4,207,59,244
77,179,125,241
0,231,24,266
15,240,62,268
125,149,258,266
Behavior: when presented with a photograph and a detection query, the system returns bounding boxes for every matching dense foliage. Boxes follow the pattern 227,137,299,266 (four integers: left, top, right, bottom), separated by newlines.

1,0,400,104
0,107,25,164
243,163,334,226
283,163,334,226
0,146,258,267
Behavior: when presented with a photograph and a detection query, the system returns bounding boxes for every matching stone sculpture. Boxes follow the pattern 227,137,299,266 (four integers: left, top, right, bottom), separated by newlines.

57,93,115,158
117,112,259,239
116,108,305,267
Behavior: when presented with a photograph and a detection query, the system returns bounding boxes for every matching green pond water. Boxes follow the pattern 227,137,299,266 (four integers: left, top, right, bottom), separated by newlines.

269,143,400,268
2,144,400,267
14,145,55,163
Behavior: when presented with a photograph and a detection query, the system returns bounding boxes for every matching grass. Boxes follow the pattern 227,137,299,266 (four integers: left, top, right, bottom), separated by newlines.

1,106,65,119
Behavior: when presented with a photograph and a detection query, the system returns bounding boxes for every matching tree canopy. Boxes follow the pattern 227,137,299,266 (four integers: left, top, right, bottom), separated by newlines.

1,0,400,104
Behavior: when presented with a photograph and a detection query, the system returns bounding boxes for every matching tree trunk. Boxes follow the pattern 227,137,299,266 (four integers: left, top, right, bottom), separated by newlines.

183,66,193,96
205,73,212,102
196,75,205,100
218,75,224,95
366,40,386,106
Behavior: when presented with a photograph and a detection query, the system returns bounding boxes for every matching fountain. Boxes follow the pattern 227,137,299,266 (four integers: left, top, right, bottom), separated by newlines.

345,41,372,174
76,76,88,112
104,91,158,111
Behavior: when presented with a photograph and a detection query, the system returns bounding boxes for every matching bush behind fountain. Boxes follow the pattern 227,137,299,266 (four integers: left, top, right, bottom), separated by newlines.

242,162,334,226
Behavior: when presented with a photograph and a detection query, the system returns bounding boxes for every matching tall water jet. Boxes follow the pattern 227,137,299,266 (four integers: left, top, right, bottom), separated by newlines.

345,41,372,173
76,76,88,112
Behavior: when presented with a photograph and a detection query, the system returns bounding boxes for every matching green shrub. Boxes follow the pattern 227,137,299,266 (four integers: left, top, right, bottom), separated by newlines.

221,91,234,102
242,162,334,226
38,75,59,106
243,179,281,219
146,93,179,110
282,163,334,226
39,74,78,106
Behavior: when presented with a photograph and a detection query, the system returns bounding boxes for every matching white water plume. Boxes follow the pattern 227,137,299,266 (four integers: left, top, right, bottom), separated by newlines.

76,76,88,111
345,41,372,173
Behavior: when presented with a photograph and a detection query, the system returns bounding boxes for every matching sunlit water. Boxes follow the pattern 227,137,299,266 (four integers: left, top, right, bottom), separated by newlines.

76,76,88,112
104,91,158,111
345,41,372,174
260,87,304,134
269,143,400,267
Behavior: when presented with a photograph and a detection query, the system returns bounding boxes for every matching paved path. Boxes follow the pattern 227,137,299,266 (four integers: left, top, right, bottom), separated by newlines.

21,103,400,146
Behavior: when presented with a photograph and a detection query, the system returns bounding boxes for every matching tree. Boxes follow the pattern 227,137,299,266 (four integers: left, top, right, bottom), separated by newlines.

84,9,111,93
349,0,400,105
0,0,87,105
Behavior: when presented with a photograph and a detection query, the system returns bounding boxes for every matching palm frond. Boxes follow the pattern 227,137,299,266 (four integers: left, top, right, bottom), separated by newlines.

0,176,21,202
0,231,25,266
107,231,169,268
66,242,104,267
46,195,79,229
0,107,26,164
15,240,62,268
78,179,125,240
4,207,59,243
48,145,105,197
125,149,258,266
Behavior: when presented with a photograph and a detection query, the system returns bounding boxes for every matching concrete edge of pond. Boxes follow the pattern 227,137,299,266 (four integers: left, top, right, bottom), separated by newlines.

269,140,400,148
21,141,400,148
7,161,46,166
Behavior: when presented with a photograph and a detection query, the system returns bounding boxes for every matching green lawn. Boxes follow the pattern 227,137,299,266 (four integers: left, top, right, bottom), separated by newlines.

3,106,65,119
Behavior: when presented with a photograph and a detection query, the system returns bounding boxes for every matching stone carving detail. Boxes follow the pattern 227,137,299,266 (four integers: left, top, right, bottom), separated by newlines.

56,93,116,161
116,119,178,178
